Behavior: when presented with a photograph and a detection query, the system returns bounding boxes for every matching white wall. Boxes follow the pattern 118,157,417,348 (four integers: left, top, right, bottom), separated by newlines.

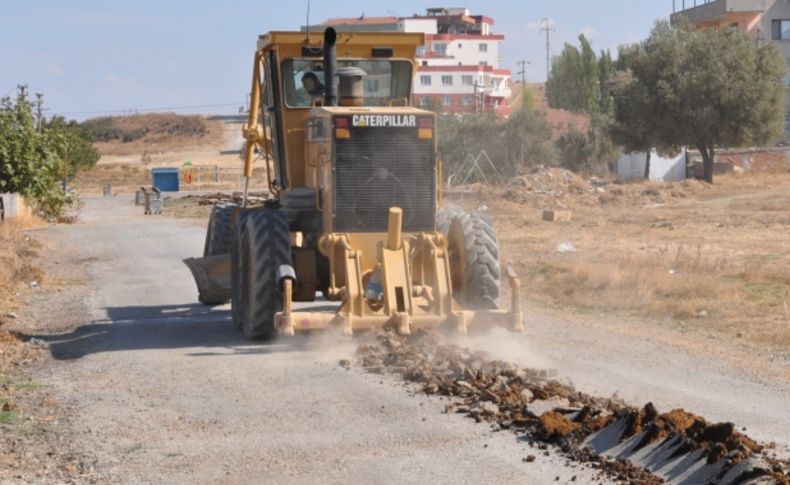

616,151,687,182
428,38,500,67
399,19,437,34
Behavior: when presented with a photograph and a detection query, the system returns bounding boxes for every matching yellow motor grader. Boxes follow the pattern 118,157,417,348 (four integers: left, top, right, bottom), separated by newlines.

184,27,523,340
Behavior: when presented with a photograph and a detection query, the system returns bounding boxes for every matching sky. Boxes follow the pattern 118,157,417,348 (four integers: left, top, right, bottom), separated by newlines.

1,1,674,120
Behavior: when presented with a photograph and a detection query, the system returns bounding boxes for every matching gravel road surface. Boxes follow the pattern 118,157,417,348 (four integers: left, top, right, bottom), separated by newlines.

32,195,790,483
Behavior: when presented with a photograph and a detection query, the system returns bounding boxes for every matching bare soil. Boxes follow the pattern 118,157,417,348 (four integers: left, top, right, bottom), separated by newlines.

0,220,98,483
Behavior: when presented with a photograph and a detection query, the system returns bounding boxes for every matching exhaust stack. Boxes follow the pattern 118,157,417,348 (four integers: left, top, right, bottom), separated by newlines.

323,27,338,107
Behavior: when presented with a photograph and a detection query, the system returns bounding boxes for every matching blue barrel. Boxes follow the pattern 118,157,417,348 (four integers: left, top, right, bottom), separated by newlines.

151,168,180,192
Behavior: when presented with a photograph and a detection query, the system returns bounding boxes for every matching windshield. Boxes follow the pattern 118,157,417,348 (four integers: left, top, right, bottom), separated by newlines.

282,59,413,108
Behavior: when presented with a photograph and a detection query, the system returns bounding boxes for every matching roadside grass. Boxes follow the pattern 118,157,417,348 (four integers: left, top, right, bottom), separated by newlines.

0,221,43,312
471,168,790,351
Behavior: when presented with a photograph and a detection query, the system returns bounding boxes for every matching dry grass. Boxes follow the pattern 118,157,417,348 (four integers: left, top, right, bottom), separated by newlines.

452,167,790,350
72,163,150,193
0,222,43,309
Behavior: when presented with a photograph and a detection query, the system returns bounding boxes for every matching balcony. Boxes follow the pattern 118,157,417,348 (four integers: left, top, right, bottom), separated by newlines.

670,0,769,27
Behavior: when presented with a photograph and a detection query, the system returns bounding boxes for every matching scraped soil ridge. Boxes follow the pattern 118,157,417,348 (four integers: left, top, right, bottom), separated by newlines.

357,330,790,484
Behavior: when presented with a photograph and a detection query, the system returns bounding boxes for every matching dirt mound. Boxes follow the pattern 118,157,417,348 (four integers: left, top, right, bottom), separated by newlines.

356,330,790,484
489,166,718,210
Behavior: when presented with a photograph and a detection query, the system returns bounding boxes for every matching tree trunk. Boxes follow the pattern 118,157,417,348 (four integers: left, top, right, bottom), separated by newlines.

643,150,652,180
699,145,715,184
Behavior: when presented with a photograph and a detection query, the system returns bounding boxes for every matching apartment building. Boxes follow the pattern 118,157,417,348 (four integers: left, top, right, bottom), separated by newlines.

309,8,512,116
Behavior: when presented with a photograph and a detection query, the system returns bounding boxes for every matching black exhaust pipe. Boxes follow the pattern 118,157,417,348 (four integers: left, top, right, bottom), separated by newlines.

324,27,338,107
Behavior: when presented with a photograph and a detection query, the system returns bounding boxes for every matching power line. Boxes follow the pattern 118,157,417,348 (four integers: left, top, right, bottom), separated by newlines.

540,18,556,82
52,102,241,117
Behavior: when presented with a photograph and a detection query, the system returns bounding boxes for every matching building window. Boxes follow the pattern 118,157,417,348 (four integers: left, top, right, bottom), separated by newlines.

420,75,431,86
441,75,453,86
479,61,488,66
479,43,488,52
416,46,425,57
772,19,790,40
419,96,431,106
442,95,453,106
462,75,473,85
461,95,475,106
435,43,447,56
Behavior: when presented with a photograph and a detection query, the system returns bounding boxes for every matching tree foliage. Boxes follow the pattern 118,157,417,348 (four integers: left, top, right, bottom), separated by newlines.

611,21,786,182
546,35,615,115
437,108,556,183
546,35,599,113
0,93,97,217
45,116,100,180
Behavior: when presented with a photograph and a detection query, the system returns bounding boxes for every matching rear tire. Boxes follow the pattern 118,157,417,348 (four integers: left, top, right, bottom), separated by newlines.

448,211,501,309
204,202,236,256
436,204,463,234
238,208,291,340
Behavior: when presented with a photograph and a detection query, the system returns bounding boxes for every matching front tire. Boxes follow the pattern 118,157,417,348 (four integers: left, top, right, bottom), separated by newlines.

237,208,291,340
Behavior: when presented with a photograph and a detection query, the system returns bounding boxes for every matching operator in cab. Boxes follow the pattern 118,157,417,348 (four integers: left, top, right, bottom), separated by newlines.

301,72,325,104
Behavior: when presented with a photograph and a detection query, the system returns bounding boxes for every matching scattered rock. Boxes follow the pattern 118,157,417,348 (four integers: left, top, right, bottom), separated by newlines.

528,398,571,417
556,243,577,254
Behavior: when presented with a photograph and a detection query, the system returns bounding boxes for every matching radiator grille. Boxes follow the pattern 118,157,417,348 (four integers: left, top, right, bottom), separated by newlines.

334,127,435,233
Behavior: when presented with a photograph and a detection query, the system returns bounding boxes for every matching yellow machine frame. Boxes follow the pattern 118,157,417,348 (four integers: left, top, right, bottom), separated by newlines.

219,29,524,337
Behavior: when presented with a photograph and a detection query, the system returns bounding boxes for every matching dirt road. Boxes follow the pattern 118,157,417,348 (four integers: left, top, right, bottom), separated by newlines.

29,195,790,484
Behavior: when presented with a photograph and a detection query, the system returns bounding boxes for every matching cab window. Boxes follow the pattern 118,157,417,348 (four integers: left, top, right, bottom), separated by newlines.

282,59,413,108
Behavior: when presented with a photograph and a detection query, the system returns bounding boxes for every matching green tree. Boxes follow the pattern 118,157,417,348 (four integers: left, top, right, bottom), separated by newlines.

546,34,600,113
598,49,614,114
612,21,786,183
0,94,67,216
45,116,101,180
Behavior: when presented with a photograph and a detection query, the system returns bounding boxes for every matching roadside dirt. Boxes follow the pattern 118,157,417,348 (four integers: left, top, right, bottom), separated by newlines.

447,166,790,354
0,218,101,483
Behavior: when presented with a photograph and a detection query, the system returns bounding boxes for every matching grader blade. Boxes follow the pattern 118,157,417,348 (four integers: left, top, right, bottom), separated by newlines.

183,255,231,305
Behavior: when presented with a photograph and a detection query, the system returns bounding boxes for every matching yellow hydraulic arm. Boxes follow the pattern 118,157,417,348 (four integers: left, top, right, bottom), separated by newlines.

241,49,266,207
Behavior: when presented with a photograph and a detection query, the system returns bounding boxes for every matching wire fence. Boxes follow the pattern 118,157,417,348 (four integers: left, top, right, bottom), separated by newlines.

178,165,270,192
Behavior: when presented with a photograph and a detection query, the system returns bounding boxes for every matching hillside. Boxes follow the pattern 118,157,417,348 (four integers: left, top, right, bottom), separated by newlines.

82,113,227,157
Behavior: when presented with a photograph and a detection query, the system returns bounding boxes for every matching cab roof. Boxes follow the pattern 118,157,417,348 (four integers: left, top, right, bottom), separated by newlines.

256,31,425,51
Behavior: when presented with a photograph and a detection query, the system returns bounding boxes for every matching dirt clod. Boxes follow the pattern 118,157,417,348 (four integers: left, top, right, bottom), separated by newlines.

355,329,790,485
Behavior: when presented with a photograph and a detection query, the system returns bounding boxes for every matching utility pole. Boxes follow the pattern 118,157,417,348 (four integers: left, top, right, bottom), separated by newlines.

516,59,530,86
540,18,555,81
473,81,486,113
34,93,45,132
16,84,28,99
